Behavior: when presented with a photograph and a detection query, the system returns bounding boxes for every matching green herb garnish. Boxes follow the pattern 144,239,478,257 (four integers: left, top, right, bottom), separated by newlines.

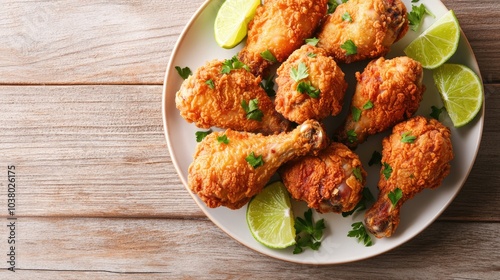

260,50,277,63
217,134,229,144
342,188,375,217
348,222,373,246
388,188,403,207
245,152,264,168
290,62,309,82
382,162,393,180
260,74,276,97
363,100,374,110
368,151,382,166
401,131,417,143
305,37,319,46
430,105,445,120
408,4,434,31
221,56,250,74
342,12,353,22
293,209,326,254
175,66,192,80
347,129,357,143
195,129,212,142
297,81,320,98
205,79,215,89
341,39,357,55
352,107,362,122
241,99,263,121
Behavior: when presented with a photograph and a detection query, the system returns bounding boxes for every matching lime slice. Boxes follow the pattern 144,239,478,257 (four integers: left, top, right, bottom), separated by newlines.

433,64,483,127
404,10,460,69
214,0,260,49
246,181,296,249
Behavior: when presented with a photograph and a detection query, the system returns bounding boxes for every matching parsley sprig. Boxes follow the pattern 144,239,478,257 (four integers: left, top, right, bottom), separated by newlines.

221,56,250,74
348,222,373,247
290,62,309,82
241,99,263,121
290,62,320,98
293,209,326,254
245,152,264,168
408,4,434,31
388,188,403,207
341,39,357,55
195,129,212,142
382,162,393,180
175,66,192,80
260,75,276,97
260,50,277,63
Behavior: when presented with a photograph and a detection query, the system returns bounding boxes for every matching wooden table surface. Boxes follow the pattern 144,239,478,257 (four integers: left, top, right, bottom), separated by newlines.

1,0,498,278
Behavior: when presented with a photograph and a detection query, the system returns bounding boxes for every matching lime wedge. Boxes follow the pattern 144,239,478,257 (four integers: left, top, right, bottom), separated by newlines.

433,64,483,127
214,0,260,49
404,10,460,69
246,181,296,249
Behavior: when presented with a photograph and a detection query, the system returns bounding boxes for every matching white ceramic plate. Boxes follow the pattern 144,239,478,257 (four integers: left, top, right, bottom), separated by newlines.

162,0,484,264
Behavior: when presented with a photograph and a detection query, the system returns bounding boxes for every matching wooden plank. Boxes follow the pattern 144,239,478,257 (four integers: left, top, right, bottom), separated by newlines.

0,0,498,85
0,217,497,278
0,85,498,220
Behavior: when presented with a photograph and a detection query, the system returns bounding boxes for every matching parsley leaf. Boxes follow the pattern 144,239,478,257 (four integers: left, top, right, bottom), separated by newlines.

408,4,434,31
205,79,215,89
305,37,319,46
341,39,357,55
327,0,339,14
352,107,362,122
363,100,374,110
342,188,375,217
347,129,357,143
217,134,229,144
241,99,263,121
348,222,373,247
401,131,417,143
388,188,403,207
290,62,309,82
293,209,326,254
307,52,317,58
221,56,250,74
175,66,192,80
430,105,445,120
352,167,363,182
382,162,393,180
260,50,277,63
368,150,382,166
195,129,212,142
297,81,320,98
260,75,276,97
342,12,353,22
245,152,264,168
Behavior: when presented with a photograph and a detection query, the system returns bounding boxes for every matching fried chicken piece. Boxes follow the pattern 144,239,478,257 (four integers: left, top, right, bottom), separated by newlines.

238,0,328,77
336,56,425,148
188,119,328,209
275,44,348,124
364,116,454,238
280,142,366,213
316,0,408,63
175,59,290,135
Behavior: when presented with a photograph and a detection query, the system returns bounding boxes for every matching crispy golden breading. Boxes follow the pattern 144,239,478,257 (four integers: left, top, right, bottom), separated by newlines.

280,142,366,213
188,120,328,209
317,0,408,63
175,59,290,135
238,0,328,76
364,116,454,238
336,56,425,148
275,44,348,124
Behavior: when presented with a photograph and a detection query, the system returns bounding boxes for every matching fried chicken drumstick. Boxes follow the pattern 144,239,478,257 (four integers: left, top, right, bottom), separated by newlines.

364,116,454,238
336,56,425,148
238,0,328,76
175,59,290,135
316,0,408,64
280,142,366,213
188,120,328,209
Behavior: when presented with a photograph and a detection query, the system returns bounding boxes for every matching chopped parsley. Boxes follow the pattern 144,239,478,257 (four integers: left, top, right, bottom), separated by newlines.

347,129,357,143
290,62,309,82
348,222,373,247
297,81,320,98
352,167,363,182
368,150,382,166
217,134,229,144
195,129,212,142
307,52,317,58
388,188,403,207
341,39,357,55
293,209,326,254
175,66,192,80
241,99,263,121
205,79,215,89
352,107,362,122
260,49,277,63
342,188,375,217
382,162,393,180
305,37,319,46
246,152,264,168
260,74,276,97
363,100,374,110
401,131,417,143
327,0,339,14
408,4,434,31
342,12,353,22
430,105,445,120
221,56,250,74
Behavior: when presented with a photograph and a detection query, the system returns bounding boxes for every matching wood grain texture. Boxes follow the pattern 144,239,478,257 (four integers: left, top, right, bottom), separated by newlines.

0,217,498,279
